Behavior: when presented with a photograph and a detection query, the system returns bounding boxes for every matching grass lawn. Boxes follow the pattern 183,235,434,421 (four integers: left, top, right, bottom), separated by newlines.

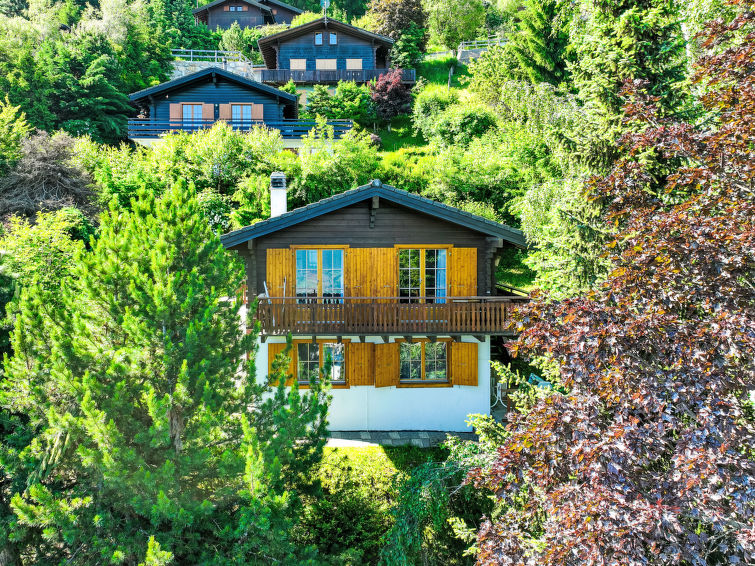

375,115,426,152
497,248,537,292
417,56,470,88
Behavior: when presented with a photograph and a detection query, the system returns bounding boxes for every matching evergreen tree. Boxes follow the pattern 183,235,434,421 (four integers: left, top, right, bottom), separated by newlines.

0,182,330,563
506,0,571,87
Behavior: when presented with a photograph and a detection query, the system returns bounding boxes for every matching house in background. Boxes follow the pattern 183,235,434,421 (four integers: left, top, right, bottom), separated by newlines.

127,67,351,148
193,0,302,30
257,17,416,86
221,177,528,432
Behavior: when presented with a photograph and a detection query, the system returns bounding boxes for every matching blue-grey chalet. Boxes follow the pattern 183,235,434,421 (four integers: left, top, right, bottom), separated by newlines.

257,17,416,85
126,67,352,146
193,0,302,30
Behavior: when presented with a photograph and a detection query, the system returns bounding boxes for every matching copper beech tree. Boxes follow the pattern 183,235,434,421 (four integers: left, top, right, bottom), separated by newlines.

469,2,755,565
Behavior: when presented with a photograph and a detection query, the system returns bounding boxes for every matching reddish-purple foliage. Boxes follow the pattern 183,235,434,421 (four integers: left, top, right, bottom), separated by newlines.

469,2,755,565
369,69,412,122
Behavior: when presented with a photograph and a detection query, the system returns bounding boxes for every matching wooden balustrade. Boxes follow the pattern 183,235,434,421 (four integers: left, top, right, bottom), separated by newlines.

127,119,353,139
253,297,526,336
259,68,416,84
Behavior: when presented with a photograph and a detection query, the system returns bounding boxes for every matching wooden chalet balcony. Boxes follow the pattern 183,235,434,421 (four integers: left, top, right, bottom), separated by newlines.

259,68,416,85
127,119,353,139
253,296,528,337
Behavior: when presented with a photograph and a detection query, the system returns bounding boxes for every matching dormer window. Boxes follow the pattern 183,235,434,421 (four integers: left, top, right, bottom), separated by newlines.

314,32,323,45
329,32,337,45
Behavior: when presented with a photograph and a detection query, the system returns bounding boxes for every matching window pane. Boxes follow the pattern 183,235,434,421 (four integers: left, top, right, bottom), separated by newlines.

425,249,447,304
424,342,447,380
323,343,345,382
400,342,422,380
315,32,323,45
297,343,320,383
329,32,337,44
296,250,318,302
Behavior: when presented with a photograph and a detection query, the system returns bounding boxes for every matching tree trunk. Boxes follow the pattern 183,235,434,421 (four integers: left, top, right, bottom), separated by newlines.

0,545,21,566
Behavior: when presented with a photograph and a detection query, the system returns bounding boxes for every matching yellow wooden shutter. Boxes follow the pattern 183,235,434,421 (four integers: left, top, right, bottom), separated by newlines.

449,248,477,297
347,342,374,386
451,342,478,386
345,248,375,299
252,103,264,120
219,104,232,121
375,343,399,387
169,103,181,121
266,248,294,299
268,342,295,386
202,103,214,121
375,248,397,302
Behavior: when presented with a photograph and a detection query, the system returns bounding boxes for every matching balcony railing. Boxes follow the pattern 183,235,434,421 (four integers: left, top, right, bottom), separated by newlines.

127,119,353,139
259,68,416,84
253,296,528,336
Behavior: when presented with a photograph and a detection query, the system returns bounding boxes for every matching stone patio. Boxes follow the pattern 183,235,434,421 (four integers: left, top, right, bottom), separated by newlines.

326,430,477,448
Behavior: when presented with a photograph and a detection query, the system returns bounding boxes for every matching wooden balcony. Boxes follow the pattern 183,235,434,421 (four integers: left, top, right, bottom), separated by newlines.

127,119,353,140
259,68,416,85
252,296,527,337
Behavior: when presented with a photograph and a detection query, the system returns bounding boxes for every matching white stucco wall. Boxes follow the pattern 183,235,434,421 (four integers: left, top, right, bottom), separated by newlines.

256,335,491,432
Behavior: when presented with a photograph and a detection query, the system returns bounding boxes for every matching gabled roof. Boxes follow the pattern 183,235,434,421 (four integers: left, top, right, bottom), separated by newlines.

260,0,303,14
257,17,394,69
193,0,271,15
220,180,527,248
128,67,298,104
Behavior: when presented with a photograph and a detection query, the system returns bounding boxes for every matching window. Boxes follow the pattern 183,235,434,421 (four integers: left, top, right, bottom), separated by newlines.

297,342,345,384
346,58,362,70
290,58,307,70
398,248,447,303
229,5,243,11
295,248,344,303
315,58,337,70
231,104,252,123
182,104,203,124
314,32,323,45
400,342,447,381
329,32,337,45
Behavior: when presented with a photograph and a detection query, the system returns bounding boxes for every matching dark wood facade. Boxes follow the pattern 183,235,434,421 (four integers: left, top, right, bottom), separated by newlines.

222,183,526,337
257,18,407,84
259,0,301,24
193,0,274,29
126,67,348,141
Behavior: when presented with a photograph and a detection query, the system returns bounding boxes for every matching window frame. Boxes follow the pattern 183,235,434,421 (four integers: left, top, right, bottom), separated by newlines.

398,339,450,383
181,103,203,125
395,245,450,304
231,103,253,123
314,32,323,45
294,339,349,387
293,245,347,304
329,32,337,45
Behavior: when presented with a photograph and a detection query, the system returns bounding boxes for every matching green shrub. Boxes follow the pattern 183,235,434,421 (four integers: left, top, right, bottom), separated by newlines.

296,446,445,565
412,86,459,140
432,103,498,147
377,147,436,193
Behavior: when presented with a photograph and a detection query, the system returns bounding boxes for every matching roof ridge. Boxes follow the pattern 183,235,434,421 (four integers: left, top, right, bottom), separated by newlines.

220,181,526,249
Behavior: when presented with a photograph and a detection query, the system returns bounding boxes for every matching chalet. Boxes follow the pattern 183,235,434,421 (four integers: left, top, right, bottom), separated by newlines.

221,177,528,432
192,0,302,30
257,17,416,85
127,67,351,147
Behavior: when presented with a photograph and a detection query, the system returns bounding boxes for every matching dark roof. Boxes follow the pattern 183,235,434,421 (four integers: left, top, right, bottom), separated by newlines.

260,0,303,14
193,0,271,14
257,17,394,69
128,67,298,104
220,180,527,248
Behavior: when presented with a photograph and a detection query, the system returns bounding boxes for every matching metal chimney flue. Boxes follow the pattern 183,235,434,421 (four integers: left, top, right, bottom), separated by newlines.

270,172,287,218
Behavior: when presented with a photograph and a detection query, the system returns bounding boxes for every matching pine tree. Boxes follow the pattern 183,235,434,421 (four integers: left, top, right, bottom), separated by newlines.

0,182,330,563
506,0,571,87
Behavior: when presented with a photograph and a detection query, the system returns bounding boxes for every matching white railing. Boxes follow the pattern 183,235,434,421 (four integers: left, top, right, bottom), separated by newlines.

457,36,506,51
171,49,251,63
